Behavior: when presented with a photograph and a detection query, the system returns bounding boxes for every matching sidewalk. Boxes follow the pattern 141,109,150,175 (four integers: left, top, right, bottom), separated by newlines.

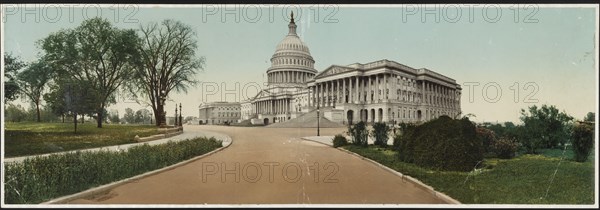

3,125,232,164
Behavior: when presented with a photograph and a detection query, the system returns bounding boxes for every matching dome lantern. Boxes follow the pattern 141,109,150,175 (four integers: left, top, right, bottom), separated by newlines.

288,11,297,36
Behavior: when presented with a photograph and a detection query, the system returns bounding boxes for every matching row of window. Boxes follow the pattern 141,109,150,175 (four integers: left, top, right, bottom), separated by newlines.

215,112,239,117
214,107,239,111
281,43,307,52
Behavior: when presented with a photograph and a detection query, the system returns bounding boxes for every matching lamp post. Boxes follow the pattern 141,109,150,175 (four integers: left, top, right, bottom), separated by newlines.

179,103,183,126
150,112,153,125
175,105,178,126
317,104,320,136
159,90,167,127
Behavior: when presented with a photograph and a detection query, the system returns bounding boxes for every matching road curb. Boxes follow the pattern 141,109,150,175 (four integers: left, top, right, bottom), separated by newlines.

5,128,186,163
300,137,462,205
42,133,233,204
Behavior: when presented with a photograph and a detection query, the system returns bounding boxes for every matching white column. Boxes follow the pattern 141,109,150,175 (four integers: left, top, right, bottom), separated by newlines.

422,80,425,105
328,81,332,106
375,75,379,102
355,77,359,103
384,74,388,100
324,82,327,107
325,82,328,107
313,82,319,107
342,78,346,104
337,79,341,104
308,86,312,108
368,76,371,103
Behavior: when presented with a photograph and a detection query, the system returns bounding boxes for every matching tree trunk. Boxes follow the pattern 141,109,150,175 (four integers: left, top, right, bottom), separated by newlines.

81,114,84,124
36,103,41,122
155,103,165,127
74,112,78,133
97,103,104,128
62,114,65,123
154,106,161,127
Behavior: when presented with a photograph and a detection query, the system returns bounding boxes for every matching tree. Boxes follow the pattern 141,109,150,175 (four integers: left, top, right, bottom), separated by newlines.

17,58,53,122
184,116,195,123
43,79,98,123
476,127,497,153
571,122,594,162
519,105,574,153
40,17,140,128
371,122,390,147
108,110,120,124
124,108,135,124
131,19,205,126
134,109,151,124
5,103,27,122
584,112,595,122
347,121,368,146
4,53,26,103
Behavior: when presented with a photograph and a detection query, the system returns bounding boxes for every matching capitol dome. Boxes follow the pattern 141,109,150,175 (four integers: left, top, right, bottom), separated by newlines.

275,35,311,54
267,12,317,86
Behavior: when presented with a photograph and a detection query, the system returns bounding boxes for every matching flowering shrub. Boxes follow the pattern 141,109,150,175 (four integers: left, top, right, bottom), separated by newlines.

492,137,519,159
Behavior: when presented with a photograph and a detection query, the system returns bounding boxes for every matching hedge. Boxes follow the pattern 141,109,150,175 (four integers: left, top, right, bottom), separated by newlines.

4,137,222,204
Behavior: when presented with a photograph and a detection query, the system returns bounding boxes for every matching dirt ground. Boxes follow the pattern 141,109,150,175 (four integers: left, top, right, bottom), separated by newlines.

68,125,449,204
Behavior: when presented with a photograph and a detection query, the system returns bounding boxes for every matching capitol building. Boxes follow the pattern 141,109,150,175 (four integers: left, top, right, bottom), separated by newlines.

200,12,462,125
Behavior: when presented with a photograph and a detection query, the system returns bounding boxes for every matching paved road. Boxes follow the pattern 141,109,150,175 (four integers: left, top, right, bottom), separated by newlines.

68,125,448,204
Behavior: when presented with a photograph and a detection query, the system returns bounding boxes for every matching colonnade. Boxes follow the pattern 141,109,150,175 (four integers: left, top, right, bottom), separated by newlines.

307,73,460,110
252,98,291,115
268,71,313,84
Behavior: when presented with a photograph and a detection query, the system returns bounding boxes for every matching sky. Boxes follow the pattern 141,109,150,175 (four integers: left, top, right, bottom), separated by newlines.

2,4,598,123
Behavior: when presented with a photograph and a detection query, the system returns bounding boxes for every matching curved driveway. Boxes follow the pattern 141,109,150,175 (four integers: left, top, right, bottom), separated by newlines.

68,125,449,204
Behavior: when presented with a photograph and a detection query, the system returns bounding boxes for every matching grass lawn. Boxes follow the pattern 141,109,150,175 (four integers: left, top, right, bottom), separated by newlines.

344,145,595,204
4,122,163,158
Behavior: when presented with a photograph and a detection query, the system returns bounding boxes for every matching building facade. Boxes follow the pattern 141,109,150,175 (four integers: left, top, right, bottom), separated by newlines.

198,102,241,125
307,60,461,125
236,12,461,125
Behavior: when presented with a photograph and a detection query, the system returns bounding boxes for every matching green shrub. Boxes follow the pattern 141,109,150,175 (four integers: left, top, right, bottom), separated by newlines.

332,134,348,148
396,116,484,171
492,137,519,159
4,137,222,204
393,123,416,150
571,122,594,162
476,127,497,154
371,122,390,147
347,121,368,147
